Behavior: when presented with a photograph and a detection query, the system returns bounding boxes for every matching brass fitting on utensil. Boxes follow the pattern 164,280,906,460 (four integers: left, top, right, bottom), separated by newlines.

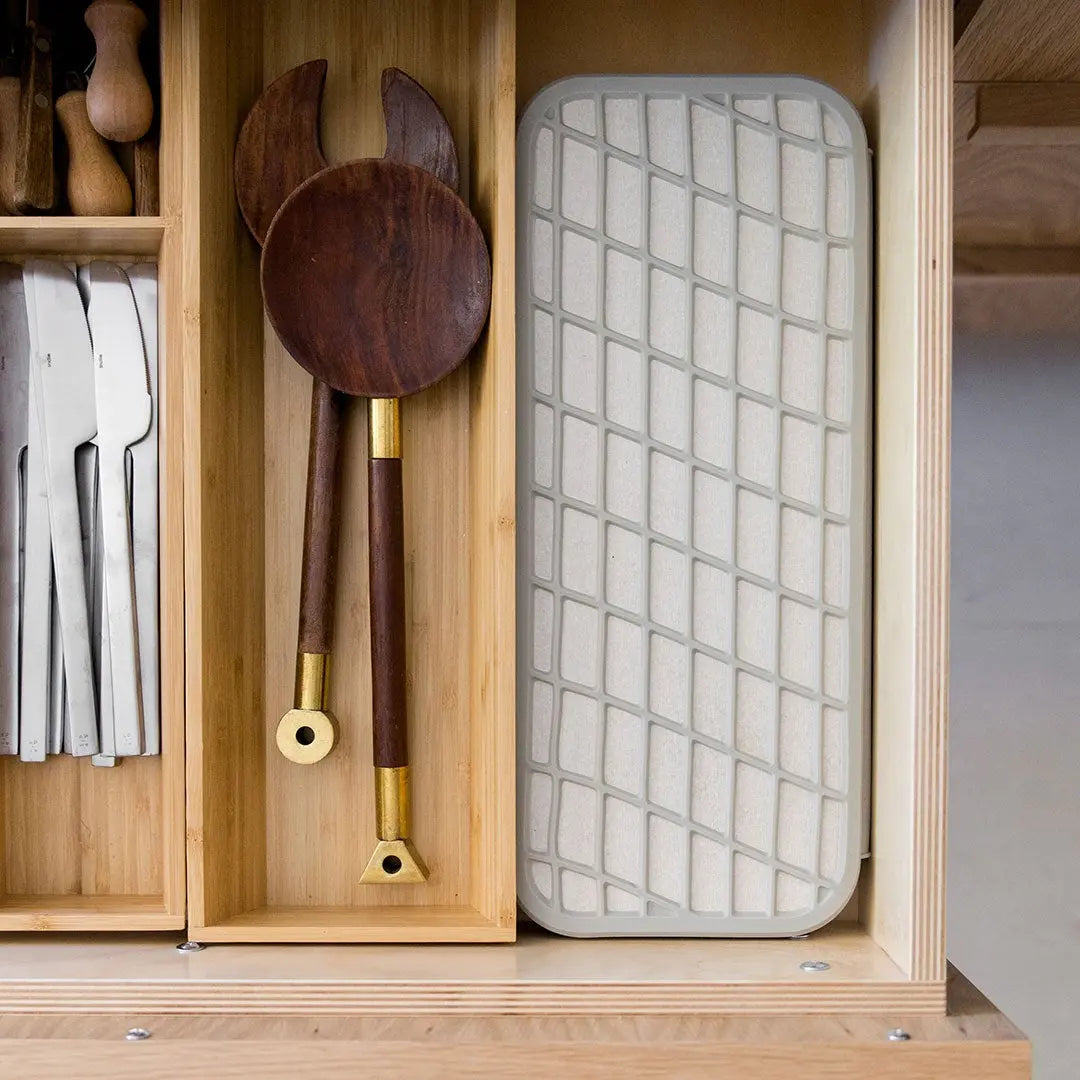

360,766,429,883
369,397,401,458
276,652,337,764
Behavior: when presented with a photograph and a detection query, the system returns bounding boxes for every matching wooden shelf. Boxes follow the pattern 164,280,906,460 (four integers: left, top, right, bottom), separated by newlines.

0,218,166,256
0,896,183,933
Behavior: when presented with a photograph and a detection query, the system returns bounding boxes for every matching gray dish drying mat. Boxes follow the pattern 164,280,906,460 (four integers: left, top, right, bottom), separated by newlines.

517,75,871,936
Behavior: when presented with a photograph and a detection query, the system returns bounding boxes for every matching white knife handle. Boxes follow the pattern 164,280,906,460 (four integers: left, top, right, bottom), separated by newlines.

19,419,52,762
98,443,142,755
47,459,98,757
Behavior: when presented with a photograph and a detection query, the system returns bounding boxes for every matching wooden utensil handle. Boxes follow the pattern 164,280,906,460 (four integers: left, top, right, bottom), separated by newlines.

368,420,408,769
0,76,20,214
84,0,153,143
56,91,133,216
297,379,347,655
14,22,54,212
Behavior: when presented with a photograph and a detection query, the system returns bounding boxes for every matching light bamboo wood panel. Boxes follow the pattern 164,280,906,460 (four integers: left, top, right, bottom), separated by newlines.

183,0,517,940
955,0,1080,81
0,0,185,931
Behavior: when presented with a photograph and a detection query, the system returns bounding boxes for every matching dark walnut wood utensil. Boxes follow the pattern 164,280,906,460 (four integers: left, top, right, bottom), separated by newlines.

262,156,491,885
234,58,343,765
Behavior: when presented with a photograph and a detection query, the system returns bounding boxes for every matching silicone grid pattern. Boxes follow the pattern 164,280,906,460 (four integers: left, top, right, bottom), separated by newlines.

517,76,870,936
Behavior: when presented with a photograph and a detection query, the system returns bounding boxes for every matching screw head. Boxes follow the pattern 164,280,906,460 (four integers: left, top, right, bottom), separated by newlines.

125,1028,151,1041
800,959,830,972
176,940,205,953
887,1028,911,1042
791,933,810,940
35,37,50,53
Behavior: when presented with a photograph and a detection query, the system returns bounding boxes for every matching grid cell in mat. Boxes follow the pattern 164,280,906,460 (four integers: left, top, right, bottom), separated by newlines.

527,772,553,853
733,96,771,123
604,705,645,797
777,779,816,873
649,175,688,267
690,101,730,195
779,596,820,692
692,561,733,653
691,285,731,376
561,414,599,504
779,141,822,231
735,397,776,487
561,868,598,913
649,357,688,450
606,884,641,913
781,232,823,321
605,155,643,247
823,614,848,700
824,429,850,515
649,543,689,635
822,104,851,147
561,321,599,412
604,795,642,885
647,723,690,815
734,122,775,212
733,761,774,855
646,97,686,175
530,860,554,901
732,850,771,915
557,780,597,865
690,833,729,913
605,248,642,338
531,680,554,765
605,614,644,706
825,243,851,329
692,379,733,471
533,126,555,209
558,691,600,779
534,494,554,580
605,340,643,429
649,451,689,542
647,814,688,904
735,669,776,763
824,336,851,422
561,96,596,136
736,304,776,396
779,414,821,505
533,586,554,673
562,229,598,319
604,96,640,155
779,505,820,599
826,154,852,238
561,506,599,597
605,432,643,522
780,321,821,413
777,96,818,140
649,632,689,724
736,214,777,305
823,520,849,607
735,486,776,580
822,705,846,792
692,194,732,287
648,267,687,359
561,136,598,228
532,217,554,301
692,651,732,743
776,871,815,914
605,522,643,613
735,578,775,671
691,742,731,835
819,796,846,882
533,308,554,394
692,469,732,563
779,689,819,783
559,598,599,687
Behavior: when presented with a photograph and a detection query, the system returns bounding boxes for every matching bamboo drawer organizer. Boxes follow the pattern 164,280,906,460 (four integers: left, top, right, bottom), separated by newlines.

0,0,952,1017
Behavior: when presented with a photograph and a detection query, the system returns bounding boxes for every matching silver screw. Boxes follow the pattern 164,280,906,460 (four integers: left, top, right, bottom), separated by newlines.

791,933,810,940
176,940,205,953
887,1028,911,1042
800,959,830,972
125,1028,151,1041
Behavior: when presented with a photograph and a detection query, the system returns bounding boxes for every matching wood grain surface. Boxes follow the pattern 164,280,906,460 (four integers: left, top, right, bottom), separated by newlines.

261,159,490,398
84,0,153,143
233,59,328,244
14,18,54,212
133,136,159,216
55,90,133,216
382,67,459,189
0,76,19,213
368,457,408,767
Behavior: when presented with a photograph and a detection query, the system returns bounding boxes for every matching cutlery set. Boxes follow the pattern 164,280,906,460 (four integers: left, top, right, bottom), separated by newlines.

0,258,157,764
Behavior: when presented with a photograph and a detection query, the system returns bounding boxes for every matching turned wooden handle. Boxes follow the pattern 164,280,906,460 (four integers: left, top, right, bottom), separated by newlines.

85,0,153,142
297,379,347,655
368,455,408,768
56,91,133,215
0,76,19,214
14,22,54,212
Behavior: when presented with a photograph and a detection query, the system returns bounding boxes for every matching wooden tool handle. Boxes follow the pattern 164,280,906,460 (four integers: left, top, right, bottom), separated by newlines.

133,133,158,214
85,0,153,143
297,379,347,655
0,76,19,213
14,22,54,212
56,90,133,215
368,454,408,768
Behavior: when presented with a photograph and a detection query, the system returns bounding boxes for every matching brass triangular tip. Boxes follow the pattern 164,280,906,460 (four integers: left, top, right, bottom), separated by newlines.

360,839,429,884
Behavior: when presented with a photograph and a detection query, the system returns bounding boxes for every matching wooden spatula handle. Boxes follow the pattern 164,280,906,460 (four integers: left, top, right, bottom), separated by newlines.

56,91,133,215
85,0,153,143
368,400,408,768
0,77,20,213
14,22,54,212
297,378,346,655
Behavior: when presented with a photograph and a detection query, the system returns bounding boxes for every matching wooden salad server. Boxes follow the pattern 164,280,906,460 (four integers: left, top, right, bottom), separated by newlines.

262,137,490,883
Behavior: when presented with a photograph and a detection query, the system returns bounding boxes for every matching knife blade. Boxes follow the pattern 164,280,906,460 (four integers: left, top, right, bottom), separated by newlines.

0,262,27,754
19,267,52,761
24,259,98,757
126,263,158,756
87,261,150,757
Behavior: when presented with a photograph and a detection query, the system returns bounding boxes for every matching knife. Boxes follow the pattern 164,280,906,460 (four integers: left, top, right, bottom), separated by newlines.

87,261,150,756
14,0,54,212
126,263,158,756
24,259,98,757
19,267,52,761
0,262,27,754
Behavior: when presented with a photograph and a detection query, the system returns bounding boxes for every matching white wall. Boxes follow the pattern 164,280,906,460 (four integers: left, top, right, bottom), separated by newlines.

949,333,1080,1080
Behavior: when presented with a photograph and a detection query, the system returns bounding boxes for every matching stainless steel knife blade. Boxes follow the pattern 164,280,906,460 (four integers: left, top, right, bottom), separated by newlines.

87,262,151,757
0,262,28,755
24,259,98,757
126,263,158,757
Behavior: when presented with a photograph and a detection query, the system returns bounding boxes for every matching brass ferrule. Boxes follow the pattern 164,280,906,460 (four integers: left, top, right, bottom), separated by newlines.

375,765,410,840
294,652,329,711
369,398,401,458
